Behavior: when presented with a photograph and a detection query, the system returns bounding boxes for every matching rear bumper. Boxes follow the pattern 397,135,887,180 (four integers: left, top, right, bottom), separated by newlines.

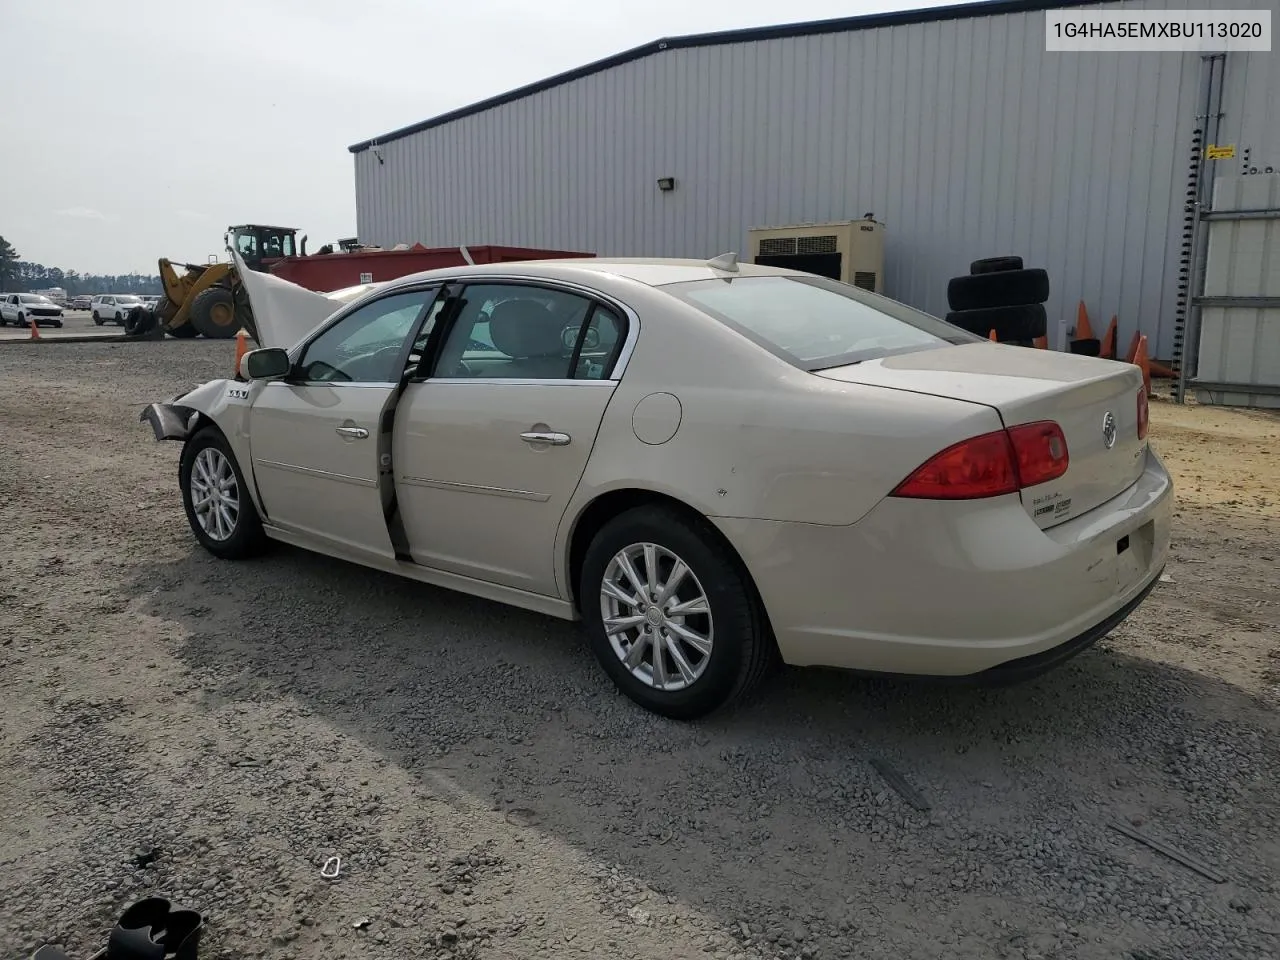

971,566,1162,683
713,447,1172,678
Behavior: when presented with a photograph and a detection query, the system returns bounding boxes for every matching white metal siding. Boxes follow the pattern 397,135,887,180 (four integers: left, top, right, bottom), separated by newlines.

1195,175,1280,408
354,0,1273,358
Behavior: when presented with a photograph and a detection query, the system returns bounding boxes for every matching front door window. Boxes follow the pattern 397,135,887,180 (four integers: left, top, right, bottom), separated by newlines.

297,290,439,383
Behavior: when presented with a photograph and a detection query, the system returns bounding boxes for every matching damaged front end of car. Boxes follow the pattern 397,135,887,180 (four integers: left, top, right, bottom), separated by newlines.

139,376,247,444
140,394,202,442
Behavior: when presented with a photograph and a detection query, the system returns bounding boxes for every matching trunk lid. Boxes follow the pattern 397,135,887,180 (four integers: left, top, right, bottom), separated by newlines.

818,342,1147,528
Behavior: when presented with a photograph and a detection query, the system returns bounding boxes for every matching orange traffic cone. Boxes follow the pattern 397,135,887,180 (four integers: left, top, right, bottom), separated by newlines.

28,316,40,339
234,328,250,376
1133,334,1151,397
989,329,999,341
1124,330,1142,364
1075,301,1094,341
1101,316,1117,360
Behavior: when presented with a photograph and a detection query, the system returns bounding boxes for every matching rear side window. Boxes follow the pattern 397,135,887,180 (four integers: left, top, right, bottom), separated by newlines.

430,283,626,381
661,275,979,371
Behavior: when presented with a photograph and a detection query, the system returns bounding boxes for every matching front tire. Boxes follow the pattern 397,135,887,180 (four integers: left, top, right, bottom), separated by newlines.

189,286,238,339
179,427,268,560
580,505,776,720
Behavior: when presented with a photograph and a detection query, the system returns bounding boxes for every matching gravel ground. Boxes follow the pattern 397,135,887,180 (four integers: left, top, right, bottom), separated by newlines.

1,339,1278,960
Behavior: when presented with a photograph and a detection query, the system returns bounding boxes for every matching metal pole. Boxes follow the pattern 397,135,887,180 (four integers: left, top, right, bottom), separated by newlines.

1178,198,1206,404
1177,53,1227,404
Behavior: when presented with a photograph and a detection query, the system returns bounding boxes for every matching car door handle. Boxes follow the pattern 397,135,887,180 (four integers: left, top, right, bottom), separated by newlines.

520,431,571,446
335,426,369,440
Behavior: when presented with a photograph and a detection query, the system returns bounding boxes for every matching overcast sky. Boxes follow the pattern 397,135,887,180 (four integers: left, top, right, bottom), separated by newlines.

4,0,953,275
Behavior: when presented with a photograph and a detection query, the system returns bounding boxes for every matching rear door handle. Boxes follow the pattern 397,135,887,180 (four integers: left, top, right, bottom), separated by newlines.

521,431,571,446
335,426,369,440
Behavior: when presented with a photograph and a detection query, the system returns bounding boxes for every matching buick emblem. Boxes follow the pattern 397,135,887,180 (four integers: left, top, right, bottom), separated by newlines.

1101,411,1117,449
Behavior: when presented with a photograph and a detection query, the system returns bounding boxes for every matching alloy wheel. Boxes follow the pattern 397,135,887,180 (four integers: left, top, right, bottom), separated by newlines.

599,542,714,691
190,447,240,541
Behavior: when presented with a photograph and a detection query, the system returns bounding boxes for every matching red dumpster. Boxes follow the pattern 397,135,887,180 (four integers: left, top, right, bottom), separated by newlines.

265,244,594,293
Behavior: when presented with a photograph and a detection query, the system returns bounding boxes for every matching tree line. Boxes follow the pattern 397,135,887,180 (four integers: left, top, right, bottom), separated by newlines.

0,235,162,296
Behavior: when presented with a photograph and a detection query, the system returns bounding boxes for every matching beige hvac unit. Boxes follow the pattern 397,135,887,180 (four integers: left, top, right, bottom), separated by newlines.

748,219,884,292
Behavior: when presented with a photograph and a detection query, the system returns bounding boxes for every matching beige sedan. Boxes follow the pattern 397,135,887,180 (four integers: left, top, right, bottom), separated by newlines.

142,255,1171,719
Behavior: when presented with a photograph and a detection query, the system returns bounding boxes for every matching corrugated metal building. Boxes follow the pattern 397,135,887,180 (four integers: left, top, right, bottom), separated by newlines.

350,0,1278,367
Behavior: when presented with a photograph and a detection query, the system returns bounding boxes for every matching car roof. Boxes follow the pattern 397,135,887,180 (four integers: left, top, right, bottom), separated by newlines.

379,257,808,292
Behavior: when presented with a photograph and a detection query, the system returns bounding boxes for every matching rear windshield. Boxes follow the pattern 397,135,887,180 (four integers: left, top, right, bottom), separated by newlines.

661,274,978,371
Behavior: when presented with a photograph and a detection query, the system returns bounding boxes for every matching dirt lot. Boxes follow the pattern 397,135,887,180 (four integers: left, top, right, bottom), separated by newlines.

1,339,1277,960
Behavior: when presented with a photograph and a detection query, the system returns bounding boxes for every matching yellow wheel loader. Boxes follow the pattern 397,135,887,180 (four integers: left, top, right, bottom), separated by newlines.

150,225,303,339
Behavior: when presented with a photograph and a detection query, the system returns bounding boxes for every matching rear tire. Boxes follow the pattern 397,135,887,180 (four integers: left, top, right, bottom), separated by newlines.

179,427,268,560
93,312,104,326
970,256,1024,275
946,304,1047,340
580,505,776,720
189,286,238,339
947,268,1050,311
1069,338,1102,357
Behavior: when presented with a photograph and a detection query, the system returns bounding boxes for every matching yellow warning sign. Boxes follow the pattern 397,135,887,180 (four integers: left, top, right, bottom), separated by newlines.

1206,144,1236,160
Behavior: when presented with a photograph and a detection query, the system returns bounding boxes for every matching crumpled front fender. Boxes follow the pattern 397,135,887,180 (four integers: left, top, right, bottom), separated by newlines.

140,399,201,441
138,378,266,516
139,380,244,443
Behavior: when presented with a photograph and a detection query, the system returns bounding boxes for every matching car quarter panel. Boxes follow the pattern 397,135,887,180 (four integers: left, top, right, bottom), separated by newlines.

558,290,1005,529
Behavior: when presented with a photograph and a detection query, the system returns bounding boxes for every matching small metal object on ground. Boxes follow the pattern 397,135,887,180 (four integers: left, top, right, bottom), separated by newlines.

321,856,342,879
868,758,931,812
1107,818,1227,883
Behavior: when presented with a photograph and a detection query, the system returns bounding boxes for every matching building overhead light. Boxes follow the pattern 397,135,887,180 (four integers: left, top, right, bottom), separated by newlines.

657,177,676,191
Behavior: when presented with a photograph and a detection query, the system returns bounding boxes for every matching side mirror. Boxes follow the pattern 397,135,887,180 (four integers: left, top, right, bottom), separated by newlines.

241,346,291,381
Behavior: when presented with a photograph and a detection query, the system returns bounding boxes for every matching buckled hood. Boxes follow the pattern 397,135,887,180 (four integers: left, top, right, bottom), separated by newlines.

232,250,376,349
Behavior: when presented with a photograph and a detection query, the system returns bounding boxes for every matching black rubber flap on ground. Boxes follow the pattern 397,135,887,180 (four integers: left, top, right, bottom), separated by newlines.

105,897,202,960
947,268,1051,311
970,255,1023,274
945,303,1047,340
31,947,75,960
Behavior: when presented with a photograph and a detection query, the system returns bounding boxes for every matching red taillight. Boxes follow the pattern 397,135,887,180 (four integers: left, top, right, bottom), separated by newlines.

892,421,1070,500
1007,420,1070,487
1137,388,1149,440
890,430,1020,499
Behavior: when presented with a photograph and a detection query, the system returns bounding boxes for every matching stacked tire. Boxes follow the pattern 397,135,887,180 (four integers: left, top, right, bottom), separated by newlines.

944,256,1049,346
